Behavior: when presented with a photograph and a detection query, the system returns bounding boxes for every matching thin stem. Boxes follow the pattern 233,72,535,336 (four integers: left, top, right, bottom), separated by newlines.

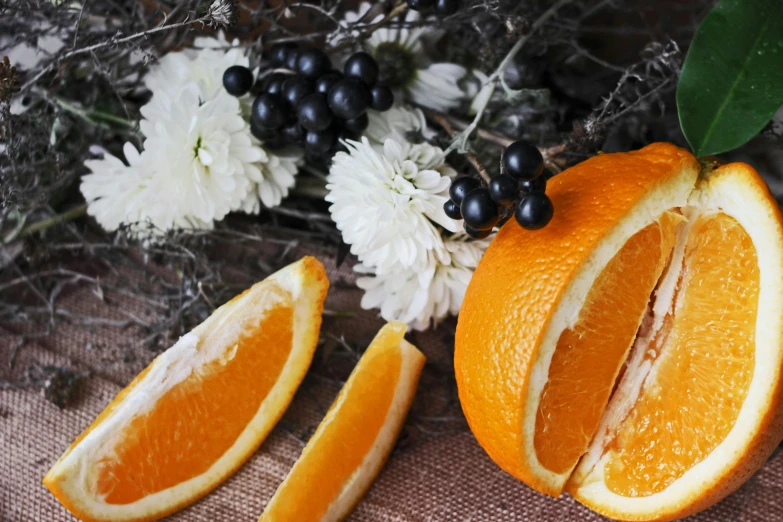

329,1,408,50
4,204,88,243
427,110,491,183
447,0,573,153
37,89,136,130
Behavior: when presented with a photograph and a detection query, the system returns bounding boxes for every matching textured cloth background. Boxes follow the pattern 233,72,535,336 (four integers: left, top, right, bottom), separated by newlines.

3,247,783,522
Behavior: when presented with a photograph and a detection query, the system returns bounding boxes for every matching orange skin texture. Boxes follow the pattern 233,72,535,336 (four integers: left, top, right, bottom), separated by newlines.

44,256,329,522
569,162,783,522
454,143,699,496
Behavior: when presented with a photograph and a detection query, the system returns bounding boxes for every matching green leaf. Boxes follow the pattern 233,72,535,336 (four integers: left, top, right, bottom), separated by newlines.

676,0,783,158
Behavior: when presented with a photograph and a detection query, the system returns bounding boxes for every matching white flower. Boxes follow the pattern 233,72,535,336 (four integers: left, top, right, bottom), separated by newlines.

365,105,435,143
240,145,303,212
341,3,467,111
139,84,264,224
326,137,457,275
356,233,492,330
80,143,210,236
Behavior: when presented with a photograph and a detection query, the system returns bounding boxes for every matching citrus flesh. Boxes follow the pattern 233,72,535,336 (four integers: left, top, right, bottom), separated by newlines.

455,145,783,521
260,321,425,522
44,257,329,522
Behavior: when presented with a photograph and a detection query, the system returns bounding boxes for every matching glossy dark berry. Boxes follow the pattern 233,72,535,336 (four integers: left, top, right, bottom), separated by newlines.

339,129,361,143
285,48,300,70
461,188,499,231
520,176,546,194
222,66,253,96
515,192,554,230
370,85,394,111
435,0,459,16
282,123,306,143
489,174,518,205
315,71,342,94
407,0,434,11
502,140,544,180
448,176,481,205
343,113,369,133
297,93,333,132
270,43,296,67
251,93,287,129
443,199,462,220
282,76,314,108
465,225,492,239
305,127,337,154
262,134,286,150
250,121,277,141
327,79,371,119
263,73,288,95
296,49,332,79
344,52,379,86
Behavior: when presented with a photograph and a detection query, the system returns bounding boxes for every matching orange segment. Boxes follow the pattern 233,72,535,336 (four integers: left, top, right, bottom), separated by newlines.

603,213,759,497
534,212,682,474
260,321,425,522
43,257,329,522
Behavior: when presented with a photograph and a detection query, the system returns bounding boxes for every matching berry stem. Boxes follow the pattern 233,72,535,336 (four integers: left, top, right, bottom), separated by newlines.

3,204,88,244
446,0,574,154
427,111,491,184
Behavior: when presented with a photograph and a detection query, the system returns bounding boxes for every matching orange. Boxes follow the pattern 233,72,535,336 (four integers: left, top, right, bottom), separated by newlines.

44,257,329,522
259,321,425,522
454,143,783,521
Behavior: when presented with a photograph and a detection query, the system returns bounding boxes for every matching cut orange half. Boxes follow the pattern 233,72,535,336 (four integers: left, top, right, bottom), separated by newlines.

259,321,425,522
455,143,783,521
44,257,329,522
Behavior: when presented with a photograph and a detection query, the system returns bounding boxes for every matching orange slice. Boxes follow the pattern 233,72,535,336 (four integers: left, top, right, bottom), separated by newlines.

455,144,783,521
44,257,329,522
259,321,425,522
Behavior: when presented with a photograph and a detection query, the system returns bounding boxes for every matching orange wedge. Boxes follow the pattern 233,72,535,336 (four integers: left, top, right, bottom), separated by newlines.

259,321,425,522
44,257,329,522
455,144,783,521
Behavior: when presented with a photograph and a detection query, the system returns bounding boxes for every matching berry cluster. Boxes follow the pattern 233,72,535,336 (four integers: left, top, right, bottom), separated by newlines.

221,44,394,160
406,0,460,16
443,140,554,238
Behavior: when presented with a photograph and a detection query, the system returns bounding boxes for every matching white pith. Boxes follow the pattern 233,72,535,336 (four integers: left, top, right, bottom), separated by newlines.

261,326,424,522
44,259,325,522
525,166,783,519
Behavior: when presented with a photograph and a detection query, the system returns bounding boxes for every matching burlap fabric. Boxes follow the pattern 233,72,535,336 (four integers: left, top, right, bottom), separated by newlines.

3,243,783,522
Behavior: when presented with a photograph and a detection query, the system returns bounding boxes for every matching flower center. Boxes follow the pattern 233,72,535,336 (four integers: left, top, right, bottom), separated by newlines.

374,43,417,89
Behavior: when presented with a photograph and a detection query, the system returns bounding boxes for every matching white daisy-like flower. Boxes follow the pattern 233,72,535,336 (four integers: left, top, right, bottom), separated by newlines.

365,105,435,143
327,137,458,275
356,233,492,330
339,3,467,111
240,145,303,212
80,143,210,236
139,84,264,224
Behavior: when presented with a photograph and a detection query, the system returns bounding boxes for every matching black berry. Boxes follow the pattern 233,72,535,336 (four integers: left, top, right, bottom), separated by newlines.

327,79,371,119
502,140,544,180
435,0,459,16
270,43,296,67
282,76,314,108
449,176,481,205
344,52,379,86
305,127,337,154
250,121,277,141
222,66,253,96
263,73,288,95
489,174,518,205
461,188,499,231
520,176,546,194
465,225,492,239
262,134,286,150
407,0,434,11
297,93,334,132
370,85,394,111
296,49,332,79
339,129,361,143
443,199,462,220
315,71,342,94
515,192,554,230
251,93,287,129
343,113,369,133
285,48,300,70
282,123,306,144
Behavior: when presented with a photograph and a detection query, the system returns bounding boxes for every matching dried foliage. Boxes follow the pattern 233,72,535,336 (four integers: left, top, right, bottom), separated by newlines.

1,0,718,415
